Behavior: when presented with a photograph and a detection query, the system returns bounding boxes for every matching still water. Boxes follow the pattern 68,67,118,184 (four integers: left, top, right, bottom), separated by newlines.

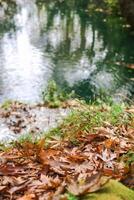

0,0,134,103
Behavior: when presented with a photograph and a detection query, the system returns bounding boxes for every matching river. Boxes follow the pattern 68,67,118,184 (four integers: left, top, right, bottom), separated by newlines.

0,0,134,103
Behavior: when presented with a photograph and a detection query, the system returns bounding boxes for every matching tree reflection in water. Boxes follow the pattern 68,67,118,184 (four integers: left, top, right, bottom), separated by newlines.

0,0,133,102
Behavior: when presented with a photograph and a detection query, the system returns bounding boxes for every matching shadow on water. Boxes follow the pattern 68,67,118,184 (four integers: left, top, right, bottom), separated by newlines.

0,0,134,103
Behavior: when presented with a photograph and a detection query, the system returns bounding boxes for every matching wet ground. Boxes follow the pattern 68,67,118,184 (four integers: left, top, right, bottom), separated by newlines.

0,0,134,143
0,102,70,143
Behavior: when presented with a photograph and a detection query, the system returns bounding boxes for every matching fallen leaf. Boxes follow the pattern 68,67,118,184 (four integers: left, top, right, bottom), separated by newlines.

18,194,36,200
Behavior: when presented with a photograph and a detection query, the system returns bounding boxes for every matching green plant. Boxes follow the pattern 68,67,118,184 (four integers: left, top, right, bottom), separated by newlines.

104,0,119,12
13,133,39,146
45,101,129,141
105,0,118,7
124,151,134,165
42,80,60,108
42,80,75,108
1,100,13,110
66,193,78,200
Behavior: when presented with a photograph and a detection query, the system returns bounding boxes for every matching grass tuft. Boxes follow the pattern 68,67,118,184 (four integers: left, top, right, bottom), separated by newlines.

45,102,130,141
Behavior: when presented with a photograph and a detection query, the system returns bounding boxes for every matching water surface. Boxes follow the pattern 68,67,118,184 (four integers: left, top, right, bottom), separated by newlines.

0,0,134,103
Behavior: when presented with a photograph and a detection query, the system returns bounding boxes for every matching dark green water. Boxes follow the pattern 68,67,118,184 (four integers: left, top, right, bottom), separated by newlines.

0,0,134,103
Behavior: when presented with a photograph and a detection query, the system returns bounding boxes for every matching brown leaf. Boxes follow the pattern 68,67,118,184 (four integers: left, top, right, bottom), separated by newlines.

77,134,98,143
67,173,108,195
0,164,26,176
38,148,60,165
18,194,36,200
8,181,30,195
37,139,45,150
127,64,134,69
0,186,7,192
104,139,115,149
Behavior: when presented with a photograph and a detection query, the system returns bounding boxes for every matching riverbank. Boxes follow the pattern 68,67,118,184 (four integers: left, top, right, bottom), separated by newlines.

0,100,74,144
0,100,133,199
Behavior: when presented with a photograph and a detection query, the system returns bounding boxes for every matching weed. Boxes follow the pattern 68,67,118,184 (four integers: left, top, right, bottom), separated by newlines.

42,80,75,108
104,0,118,9
1,100,13,110
45,102,129,141
1,100,132,150
123,151,134,165
66,193,78,200
12,133,38,147
0,143,9,151
45,127,62,139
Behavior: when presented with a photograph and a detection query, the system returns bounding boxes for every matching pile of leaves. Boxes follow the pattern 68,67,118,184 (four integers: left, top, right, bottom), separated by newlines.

0,101,36,134
0,100,77,135
0,119,134,200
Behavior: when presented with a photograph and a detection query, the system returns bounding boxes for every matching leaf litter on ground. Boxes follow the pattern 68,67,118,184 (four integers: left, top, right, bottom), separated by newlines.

0,103,134,199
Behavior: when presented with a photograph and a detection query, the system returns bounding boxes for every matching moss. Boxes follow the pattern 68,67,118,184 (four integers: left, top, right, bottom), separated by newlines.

84,180,134,200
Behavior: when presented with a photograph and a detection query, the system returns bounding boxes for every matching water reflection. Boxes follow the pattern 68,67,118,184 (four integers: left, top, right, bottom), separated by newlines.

0,0,134,103
0,0,52,102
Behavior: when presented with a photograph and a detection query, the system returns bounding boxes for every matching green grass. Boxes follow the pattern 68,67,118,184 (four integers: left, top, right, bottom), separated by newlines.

42,80,75,108
1,100,13,110
122,151,134,165
3,100,131,149
12,132,43,148
66,193,78,200
0,100,134,200
45,102,130,141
